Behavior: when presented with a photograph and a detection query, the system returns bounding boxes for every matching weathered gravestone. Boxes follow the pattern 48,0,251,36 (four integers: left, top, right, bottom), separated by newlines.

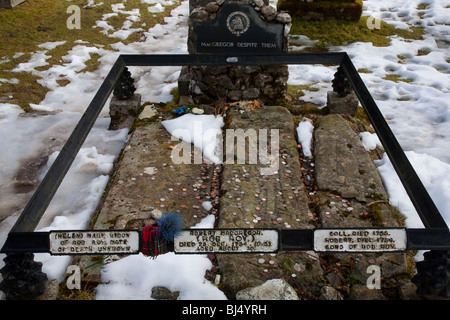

179,0,292,104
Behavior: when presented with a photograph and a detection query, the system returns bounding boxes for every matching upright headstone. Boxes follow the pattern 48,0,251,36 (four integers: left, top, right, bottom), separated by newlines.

0,0,25,8
179,0,292,104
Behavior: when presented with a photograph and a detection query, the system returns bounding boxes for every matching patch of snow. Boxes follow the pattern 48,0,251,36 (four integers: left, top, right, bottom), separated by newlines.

162,113,225,164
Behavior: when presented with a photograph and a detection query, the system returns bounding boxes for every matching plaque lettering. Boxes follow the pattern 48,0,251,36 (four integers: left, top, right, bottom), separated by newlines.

174,229,279,253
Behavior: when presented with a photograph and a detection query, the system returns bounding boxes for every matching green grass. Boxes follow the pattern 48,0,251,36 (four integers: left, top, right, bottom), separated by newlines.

290,16,425,50
0,0,180,110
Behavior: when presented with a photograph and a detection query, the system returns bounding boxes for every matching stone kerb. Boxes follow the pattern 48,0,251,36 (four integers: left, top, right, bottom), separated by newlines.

180,0,292,104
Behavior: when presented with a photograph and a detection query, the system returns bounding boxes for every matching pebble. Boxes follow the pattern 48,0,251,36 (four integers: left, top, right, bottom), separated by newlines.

258,258,265,264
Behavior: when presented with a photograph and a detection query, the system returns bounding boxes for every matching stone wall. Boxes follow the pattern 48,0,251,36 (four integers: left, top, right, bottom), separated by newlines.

180,0,292,104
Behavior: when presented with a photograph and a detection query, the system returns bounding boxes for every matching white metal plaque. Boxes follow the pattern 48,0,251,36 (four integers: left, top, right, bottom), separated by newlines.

314,228,407,253
174,229,279,254
49,230,140,255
